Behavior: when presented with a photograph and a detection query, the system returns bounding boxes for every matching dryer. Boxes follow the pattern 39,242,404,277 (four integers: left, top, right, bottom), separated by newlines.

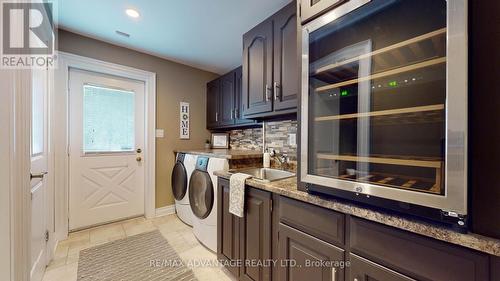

171,153,197,226
189,156,228,252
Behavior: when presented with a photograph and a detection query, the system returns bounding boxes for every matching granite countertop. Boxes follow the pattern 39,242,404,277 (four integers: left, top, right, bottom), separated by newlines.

215,170,500,257
174,149,263,160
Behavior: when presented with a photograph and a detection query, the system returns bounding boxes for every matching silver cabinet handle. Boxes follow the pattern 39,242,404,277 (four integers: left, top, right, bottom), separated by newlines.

274,81,281,101
332,268,336,281
231,109,235,120
31,171,47,180
234,108,239,118
215,112,218,122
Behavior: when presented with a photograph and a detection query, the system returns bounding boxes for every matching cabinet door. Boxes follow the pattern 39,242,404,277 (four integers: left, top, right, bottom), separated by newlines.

300,0,344,23
348,254,415,281
217,179,240,277
278,223,345,281
219,72,236,126
242,19,274,117
206,79,220,129
234,67,256,125
240,187,272,281
273,2,299,111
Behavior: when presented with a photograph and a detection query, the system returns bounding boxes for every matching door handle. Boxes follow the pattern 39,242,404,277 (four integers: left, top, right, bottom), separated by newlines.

31,171,47,180
331,268,336,281
136,148,142,153
136,156,142,162
274,82,281,101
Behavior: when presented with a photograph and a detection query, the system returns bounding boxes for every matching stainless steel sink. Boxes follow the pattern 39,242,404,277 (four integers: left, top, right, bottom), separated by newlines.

236,168,295,182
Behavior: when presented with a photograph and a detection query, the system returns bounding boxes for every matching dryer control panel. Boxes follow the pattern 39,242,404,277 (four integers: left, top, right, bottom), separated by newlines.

195,156,209,172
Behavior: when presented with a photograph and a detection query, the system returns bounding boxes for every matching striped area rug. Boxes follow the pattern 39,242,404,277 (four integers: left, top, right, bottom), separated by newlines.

77,230,197,281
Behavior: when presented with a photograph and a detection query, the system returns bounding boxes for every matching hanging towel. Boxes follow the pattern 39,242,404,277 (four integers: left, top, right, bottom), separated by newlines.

229,173,252,217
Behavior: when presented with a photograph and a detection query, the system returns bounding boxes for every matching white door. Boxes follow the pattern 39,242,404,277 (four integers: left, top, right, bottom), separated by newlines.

31,68,49,281
69,69,145,230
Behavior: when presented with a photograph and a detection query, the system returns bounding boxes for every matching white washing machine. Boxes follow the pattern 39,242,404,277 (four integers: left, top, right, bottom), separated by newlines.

171,153,197,226
189,156,228,252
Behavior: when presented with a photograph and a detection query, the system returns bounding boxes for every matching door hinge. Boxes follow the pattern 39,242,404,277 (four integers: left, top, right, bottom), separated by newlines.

45,230,49,242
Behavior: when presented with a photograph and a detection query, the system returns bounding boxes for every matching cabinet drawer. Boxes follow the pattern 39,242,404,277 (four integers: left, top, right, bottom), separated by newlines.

349,217,489,281
279,196,345,247
348,253,415,281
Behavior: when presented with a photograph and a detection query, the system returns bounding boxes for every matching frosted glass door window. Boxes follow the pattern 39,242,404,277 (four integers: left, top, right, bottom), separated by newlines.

83,85,135,153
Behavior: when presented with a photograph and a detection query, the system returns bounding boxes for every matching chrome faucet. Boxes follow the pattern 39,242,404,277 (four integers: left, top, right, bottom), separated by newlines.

270,149,289,169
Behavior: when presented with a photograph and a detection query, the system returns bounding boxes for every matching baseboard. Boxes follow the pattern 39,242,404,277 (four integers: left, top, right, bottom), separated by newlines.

155,204,176,217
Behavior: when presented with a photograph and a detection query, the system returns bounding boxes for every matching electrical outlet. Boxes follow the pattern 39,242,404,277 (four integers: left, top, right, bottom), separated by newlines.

156,129,164,138
288,133,296,146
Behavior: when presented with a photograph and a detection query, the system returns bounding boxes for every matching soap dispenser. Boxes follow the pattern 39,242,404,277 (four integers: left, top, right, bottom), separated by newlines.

263,148,271,168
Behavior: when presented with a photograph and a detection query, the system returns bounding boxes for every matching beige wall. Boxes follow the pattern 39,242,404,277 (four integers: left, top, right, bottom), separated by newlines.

57,29,219,208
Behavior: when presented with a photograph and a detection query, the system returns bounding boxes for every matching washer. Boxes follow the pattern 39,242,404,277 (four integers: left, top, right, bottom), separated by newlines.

189,156,228,252
171,153,197,226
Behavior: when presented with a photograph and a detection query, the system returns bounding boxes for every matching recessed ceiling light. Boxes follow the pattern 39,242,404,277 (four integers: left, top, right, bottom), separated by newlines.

125,8,140,18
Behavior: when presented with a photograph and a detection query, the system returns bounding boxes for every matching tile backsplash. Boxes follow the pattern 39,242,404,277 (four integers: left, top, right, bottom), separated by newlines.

229,120,298,161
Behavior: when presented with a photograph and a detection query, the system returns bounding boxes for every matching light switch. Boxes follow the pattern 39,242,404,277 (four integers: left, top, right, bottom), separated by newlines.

289,133,296,146
156,129,164,138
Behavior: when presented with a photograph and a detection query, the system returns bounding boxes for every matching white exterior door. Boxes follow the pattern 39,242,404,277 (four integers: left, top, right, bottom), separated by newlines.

31,68,49,281
69,69,145,230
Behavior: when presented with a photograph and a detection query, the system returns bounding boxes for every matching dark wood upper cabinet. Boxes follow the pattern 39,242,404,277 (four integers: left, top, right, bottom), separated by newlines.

234,67,256,126
242,18,274,116
278,223,345,281
242,2,298,118
299,0,345,23
219,71,236,126
206,79,220,129
273,2,299,112
240,187,272,281
206,67,257,130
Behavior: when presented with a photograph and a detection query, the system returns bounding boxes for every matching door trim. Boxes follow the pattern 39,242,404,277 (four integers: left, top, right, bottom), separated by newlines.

54,51,157,241
2,69,32,281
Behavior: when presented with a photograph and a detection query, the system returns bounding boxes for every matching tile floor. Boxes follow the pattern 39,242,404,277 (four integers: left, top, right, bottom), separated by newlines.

42,214,235,281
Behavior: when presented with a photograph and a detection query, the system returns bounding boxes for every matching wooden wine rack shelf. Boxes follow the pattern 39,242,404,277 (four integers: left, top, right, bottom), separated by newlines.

316,153,442,168
315,57,446,93
314,104,445,122
316,153,444,192
313,28,446,75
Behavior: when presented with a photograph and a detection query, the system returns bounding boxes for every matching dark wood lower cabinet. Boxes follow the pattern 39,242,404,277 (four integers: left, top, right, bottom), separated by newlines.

278,223,344,281
217,179,272,281
348,254,414,281
217,180,240,277
240,187,272,281
217,178,497,281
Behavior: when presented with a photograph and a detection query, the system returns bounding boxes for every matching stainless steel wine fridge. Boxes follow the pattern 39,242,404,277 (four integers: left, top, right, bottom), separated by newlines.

299,0,468,228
